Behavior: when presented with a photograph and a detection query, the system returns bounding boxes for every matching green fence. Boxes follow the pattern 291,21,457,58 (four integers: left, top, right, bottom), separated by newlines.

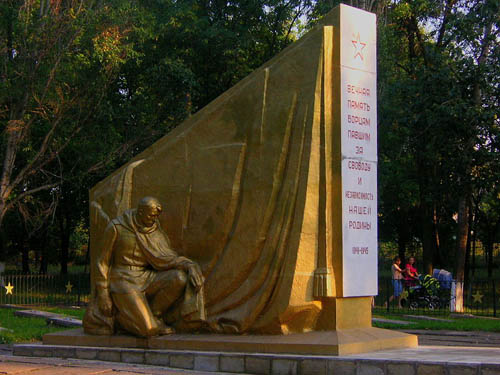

0,273,90,306
375,277,498,317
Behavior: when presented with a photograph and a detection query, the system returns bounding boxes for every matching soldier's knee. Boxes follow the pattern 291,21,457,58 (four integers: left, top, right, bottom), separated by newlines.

172,269,188,288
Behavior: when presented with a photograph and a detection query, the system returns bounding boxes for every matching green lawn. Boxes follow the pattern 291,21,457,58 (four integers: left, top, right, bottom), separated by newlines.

37,306,86,320
0,308,72,344
372,313,500,332
0,306,85,344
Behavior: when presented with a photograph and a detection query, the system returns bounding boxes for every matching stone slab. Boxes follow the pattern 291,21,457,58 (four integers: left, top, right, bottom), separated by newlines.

194,353,219,372
46,316,82,327
347,345,500,364
449,313,500,321
11,344,500,374
43,327,416,356
14,310,61,319
13,309,82,328
14,310,82,327
373,318,414,325
402,315,453,323
400,330,500,348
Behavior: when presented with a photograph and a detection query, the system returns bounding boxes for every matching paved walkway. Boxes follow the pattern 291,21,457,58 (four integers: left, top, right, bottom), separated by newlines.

347,345,500,364
3,345,500,374
0,352,236,375
0,344,226,374
400,329,500,347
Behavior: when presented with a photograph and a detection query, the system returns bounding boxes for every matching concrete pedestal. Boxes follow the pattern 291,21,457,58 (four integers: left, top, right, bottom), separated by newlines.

42,327,416,356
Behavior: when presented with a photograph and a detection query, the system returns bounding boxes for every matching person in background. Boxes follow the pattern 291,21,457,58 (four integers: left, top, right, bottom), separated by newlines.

387,256,404,308
405,256,419,287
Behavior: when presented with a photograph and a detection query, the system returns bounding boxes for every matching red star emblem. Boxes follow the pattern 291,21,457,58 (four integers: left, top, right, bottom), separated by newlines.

352,32,366,61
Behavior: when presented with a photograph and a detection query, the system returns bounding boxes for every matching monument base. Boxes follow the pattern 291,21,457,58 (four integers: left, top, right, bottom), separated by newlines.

42,328,416,356
12,342,500,375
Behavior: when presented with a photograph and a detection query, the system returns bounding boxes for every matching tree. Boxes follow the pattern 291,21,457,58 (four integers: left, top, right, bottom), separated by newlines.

447,1,499,310
0,0,317,272
376,0,499,311
0,0,140,233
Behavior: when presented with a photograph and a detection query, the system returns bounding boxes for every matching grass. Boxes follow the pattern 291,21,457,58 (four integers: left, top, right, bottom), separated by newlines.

0,305,85,344
0,308,73,344
372,312,500,332
36,306,86,320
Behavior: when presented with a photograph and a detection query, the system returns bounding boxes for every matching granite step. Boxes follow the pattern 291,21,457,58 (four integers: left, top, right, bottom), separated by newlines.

12,344,500,375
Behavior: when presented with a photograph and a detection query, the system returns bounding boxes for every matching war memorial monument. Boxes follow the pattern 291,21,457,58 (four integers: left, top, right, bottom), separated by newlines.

13,4,433,371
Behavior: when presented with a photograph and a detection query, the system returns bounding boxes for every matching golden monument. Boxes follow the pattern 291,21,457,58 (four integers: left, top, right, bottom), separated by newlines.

76,4,416,354
83,197,205,337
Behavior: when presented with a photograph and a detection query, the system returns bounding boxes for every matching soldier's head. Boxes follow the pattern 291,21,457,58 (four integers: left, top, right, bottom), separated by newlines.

136,197,162,227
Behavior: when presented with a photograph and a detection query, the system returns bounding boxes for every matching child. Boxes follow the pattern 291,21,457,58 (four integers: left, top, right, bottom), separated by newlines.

387,256,404,308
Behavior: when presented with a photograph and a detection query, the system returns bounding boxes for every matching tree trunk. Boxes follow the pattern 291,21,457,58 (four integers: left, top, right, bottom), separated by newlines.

397,209,409,262
464,200,474,286
417,156,435,275
471,228,477,277
454,193,469,312
486,238,493,278
37,228,49,274
59,212,71,275
431,204,445,269
20,238,30,274
83,236,91,274
60,234,69,275
420,199,435,275
40,246,48,274
470,201,479,278
0,229,5,262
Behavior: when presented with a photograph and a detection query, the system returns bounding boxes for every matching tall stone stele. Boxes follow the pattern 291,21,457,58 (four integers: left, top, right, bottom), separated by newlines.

83,4,416,355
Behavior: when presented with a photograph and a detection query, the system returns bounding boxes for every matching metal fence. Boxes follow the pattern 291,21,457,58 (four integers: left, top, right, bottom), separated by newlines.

374,277,499,317
0,273,90,306
0,272,498,317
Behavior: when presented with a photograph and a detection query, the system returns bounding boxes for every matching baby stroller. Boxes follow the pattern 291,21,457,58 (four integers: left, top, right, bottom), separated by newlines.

432,269,453,308
401,274,441,310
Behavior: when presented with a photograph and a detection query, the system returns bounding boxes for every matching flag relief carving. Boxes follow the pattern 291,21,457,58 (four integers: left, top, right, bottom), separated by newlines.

340,6,377,297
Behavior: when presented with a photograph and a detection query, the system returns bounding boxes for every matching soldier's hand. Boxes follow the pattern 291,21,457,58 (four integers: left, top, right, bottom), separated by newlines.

97,290,113,317
188,264,204,291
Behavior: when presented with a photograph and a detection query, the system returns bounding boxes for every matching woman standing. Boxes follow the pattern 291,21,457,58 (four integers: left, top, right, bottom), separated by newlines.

405,256,420,287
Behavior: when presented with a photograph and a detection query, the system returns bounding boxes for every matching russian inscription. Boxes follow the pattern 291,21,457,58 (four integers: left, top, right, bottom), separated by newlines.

339,5,377,297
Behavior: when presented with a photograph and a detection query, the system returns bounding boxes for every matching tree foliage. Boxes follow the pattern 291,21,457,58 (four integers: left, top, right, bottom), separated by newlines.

0,0,498,283
0,0,311,271
377,0,499,293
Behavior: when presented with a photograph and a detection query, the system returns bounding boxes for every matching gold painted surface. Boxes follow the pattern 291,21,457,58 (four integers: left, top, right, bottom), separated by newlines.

45,328,417,355
87,21,334,336
44,329,149,348
84,197,205,337
83,4,410,349
335,297,372,329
